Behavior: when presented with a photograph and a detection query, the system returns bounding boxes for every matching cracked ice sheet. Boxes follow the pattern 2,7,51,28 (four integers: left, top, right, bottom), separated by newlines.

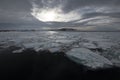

66,48,113,69
0,31,120,54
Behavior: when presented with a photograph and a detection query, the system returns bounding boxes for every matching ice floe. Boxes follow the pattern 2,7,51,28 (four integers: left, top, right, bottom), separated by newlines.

0,31,120,68
66,48,113,69
83,43,98,49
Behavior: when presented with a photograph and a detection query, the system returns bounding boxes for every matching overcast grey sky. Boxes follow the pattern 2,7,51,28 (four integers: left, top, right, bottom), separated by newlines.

0,0,120,31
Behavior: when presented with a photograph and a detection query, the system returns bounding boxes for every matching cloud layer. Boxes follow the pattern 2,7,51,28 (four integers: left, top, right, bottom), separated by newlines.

30,0,82,22
0,0,120,31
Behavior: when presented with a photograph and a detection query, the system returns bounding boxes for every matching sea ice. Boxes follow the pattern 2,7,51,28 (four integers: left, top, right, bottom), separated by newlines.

66,48,113,69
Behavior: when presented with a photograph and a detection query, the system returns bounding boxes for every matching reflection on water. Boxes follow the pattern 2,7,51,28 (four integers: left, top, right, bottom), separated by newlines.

47,31,58,35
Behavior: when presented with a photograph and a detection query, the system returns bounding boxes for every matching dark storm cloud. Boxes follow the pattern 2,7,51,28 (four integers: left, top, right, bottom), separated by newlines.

0,0,45,24
82,12,120,19
30,0,63,8
0,0,31,12
0,0,120,31
63,0,120,12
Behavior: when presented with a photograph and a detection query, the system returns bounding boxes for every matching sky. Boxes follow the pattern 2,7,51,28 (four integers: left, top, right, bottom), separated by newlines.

0,0,120,31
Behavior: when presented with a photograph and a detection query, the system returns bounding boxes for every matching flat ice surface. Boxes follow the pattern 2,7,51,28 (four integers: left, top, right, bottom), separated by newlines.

66,48,113,68
0,31,120,68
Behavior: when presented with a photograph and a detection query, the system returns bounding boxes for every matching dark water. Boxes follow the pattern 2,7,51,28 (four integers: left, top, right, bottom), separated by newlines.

0,48,120,80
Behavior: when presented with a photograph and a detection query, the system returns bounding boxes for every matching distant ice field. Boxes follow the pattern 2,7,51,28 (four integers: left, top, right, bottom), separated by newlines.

0,31,120,68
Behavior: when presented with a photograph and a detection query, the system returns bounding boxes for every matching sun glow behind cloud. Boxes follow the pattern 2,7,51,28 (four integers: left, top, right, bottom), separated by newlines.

32,9,57,22
31,0,82,22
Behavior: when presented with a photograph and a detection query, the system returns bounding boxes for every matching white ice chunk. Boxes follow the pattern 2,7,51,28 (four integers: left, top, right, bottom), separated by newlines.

42,42,61,48
34,47,44,52
49,48,60,53
55,40,74,44
98,42,114,50
66,48,113,69
83,43,98,49
111,59,120,67
12,48,24,53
